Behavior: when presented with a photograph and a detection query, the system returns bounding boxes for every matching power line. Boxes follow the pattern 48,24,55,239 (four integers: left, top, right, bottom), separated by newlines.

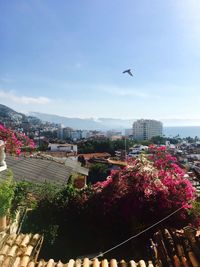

92,205,184,259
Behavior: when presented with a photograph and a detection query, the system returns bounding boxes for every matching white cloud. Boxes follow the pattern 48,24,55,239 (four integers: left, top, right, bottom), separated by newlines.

0,90,51,105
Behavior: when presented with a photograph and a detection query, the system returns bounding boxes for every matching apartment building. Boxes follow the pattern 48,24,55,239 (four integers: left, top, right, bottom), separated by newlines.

133,119,163,141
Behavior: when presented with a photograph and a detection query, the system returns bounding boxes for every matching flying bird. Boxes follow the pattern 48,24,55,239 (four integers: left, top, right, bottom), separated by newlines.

123,69,133,76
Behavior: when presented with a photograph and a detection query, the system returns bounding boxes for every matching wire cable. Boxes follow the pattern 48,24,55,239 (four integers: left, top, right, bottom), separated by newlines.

92,205,184,259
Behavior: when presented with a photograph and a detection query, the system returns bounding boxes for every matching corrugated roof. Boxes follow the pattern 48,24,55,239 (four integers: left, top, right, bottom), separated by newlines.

0,155,73,185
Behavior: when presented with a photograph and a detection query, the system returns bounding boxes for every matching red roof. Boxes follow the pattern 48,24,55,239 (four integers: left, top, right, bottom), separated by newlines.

78,153,111,160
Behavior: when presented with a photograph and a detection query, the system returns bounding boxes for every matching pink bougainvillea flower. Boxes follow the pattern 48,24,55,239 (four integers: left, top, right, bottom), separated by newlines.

0,124,35,155
88,145,197,225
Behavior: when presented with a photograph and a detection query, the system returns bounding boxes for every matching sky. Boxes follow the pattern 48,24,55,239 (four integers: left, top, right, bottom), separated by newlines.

1,0,200,122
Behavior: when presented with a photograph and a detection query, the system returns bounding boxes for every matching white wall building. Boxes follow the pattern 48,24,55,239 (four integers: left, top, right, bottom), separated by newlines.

48,143,78,154
133,119,163,141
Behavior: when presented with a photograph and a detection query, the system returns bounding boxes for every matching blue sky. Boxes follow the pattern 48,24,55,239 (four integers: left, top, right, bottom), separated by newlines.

1,0,200,122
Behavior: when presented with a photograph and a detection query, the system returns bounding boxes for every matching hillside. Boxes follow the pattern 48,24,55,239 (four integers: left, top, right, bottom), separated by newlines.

0,104,25,124
0,104,41,126
30,112,136,130
2,104,200,135
29,112,110,130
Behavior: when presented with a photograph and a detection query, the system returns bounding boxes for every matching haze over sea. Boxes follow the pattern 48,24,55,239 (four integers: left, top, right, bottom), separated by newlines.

163,126,200,138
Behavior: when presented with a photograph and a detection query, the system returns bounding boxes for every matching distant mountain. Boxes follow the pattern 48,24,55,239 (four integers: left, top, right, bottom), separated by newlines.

0,104,41,126
30,112,106,130
30,111,200,130
98,118,135,128
29,112,135,130
2,104,200,131
0,104,15,115
0,104,25,124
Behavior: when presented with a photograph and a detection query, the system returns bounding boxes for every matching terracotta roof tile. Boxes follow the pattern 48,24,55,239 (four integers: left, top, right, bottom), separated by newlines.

37,260,46,267
138,260,146,267
46,259,55,267
83,258,89,267
13,256,21,267
119,260,128,267
2,256,12,266
1,226,200,267
21,234,32,248
0,233,43,267
34,259,147,267
147,261,153,267
78,153,111,160
8,245,18,257
24,245,34,256
56,260,65,267
110,259,118,267
27,261,36,267
34,226,200,267
15,234,25,245
20,255,31,266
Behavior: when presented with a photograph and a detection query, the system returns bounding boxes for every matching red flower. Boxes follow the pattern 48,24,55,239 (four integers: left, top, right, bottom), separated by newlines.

90,145,197,224
0,124,35,155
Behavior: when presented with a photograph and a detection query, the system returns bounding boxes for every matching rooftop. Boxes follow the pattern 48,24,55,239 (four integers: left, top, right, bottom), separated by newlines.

0,226,200,267
78,153,111,160
0,232,43,266
0,155,73,185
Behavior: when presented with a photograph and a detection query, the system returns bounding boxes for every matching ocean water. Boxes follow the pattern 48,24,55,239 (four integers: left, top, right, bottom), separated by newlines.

163,126,200,138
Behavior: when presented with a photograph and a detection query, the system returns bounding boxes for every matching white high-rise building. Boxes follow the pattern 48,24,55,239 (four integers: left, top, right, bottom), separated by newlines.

133,119,163,141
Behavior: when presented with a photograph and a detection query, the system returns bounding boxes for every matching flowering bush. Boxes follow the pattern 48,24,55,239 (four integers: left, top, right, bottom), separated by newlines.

18,146,198,257
0,124,35,155
89,145,196,226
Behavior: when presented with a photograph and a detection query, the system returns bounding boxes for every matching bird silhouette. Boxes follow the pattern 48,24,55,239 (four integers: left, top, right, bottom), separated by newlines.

123,69,133,76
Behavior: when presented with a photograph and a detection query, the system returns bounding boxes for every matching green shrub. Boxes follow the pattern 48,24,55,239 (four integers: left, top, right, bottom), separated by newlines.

0,171,15,217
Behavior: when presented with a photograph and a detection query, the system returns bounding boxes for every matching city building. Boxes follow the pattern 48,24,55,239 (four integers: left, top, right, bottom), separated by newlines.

132,119,163,141
125,128,133,137
106,130,122,138
57,127,92,141
48,143,77,154
70,130,82,141
57,127,73,140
